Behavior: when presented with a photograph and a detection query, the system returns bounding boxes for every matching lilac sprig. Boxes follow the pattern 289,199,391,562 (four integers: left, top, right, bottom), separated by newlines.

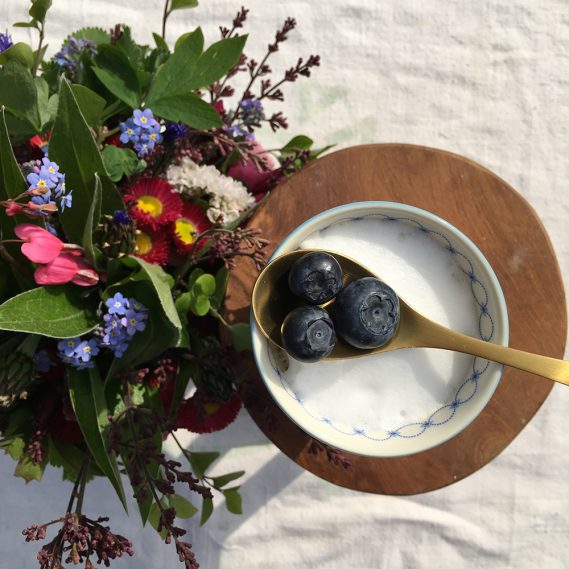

120,109,162,157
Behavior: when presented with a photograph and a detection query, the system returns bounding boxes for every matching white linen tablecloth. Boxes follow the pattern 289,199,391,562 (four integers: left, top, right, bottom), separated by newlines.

1,1,569,567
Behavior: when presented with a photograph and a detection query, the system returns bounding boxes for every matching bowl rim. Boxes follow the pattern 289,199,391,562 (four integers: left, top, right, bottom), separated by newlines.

251,200,510,457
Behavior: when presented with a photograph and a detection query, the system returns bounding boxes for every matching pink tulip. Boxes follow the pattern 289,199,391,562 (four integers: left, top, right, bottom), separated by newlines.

227,144,279,195
14,223,63,264
34,252,99,287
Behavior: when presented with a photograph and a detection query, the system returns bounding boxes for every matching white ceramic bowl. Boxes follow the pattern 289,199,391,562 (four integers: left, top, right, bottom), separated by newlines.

251,202,509,457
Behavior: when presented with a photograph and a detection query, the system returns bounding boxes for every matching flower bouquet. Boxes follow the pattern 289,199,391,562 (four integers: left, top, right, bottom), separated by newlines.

0,1,324,566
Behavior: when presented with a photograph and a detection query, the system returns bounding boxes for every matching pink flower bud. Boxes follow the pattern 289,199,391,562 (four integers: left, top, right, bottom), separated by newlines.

227,144,279,195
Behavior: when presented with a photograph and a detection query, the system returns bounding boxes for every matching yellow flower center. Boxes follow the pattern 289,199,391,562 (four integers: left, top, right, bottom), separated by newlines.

137,195,163,217
204,402,221,415
67,341,75,347
37,180,46,188
150,133,157,140
135,232,153,255
175,218,196,245
49,166,55,173
127,128,133,135
84,346,91,353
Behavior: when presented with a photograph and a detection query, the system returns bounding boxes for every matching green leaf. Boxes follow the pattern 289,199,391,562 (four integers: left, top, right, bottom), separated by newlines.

72,27,112,46
210,471,245,489
150,92,221,129
149,33,247,97
152,33,169,52
189,451,219,478
13,21,39,29
186,34,247,90
0,286,99,338
0,108,28,201
4,436,25,460
229,323,252,352
14,454,45,482
148,502,160,530
82,174,102,265
0,62,42,130
49,77,123,244
223,488,242,514
29,0,52,23
0,42,34,68
169,358,195,415
171,0,199,10
48,437,86,482
186,35,247,89
211,267,229,310
174,291,192,315
34,76,51,130
200,497,214,526
68,366,128,511
146,28,204,103
0,108,34,289
188,268,204,289
191,295,210,317
102,146,146,182
169,494,198,518
92,45,141,108
194,274,215,296
70,84,107,127
121,257,182,334
114,26,146,68
281,135,314,153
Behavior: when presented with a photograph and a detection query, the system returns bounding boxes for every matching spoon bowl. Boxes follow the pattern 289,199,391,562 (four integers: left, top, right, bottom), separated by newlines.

252,248,569,385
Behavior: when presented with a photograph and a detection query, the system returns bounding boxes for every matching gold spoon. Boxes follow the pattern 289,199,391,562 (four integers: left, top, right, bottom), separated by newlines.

251,249,569,386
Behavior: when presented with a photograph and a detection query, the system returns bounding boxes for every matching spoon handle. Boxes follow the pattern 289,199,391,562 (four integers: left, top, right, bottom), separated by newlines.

418,318,569,385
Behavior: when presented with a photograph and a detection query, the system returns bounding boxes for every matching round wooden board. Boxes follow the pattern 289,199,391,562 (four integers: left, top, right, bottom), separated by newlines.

224,144,567,495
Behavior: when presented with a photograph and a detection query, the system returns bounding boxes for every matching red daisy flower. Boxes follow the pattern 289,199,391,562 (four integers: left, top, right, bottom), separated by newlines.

125,177,183,230
134,228,170,265
171,202,212,254
176,391,242,434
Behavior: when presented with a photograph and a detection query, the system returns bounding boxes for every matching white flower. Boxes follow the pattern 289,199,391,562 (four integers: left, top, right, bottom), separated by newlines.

166,157,254,224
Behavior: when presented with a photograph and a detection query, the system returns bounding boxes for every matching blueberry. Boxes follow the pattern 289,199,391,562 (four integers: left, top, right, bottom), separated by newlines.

288,252,343,304
281,306,336,362
334,277,399,349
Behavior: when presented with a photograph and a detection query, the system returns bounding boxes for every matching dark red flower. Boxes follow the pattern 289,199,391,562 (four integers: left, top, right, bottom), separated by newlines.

176,391,241,434
125,178,183,230
171,202,211,255
133,227,170,265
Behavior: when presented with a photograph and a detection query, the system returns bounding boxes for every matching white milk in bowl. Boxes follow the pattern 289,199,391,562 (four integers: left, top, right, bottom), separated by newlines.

280,216,481,435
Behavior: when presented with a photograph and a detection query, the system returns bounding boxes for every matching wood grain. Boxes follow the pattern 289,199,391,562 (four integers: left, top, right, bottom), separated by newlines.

224,144,567,495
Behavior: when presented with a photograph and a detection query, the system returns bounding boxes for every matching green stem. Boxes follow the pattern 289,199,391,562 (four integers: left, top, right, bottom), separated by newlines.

75,456,91,516
208,307,231,330
161,0,171,40
98,125,121,144
32,23,45,77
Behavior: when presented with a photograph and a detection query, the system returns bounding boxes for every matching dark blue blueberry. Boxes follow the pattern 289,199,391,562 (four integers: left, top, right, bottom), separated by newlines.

281,306,336,362
288,252,343,304
334,277,399,349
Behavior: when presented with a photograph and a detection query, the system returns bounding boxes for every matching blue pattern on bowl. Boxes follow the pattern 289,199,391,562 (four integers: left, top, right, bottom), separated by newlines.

266,213,497,442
